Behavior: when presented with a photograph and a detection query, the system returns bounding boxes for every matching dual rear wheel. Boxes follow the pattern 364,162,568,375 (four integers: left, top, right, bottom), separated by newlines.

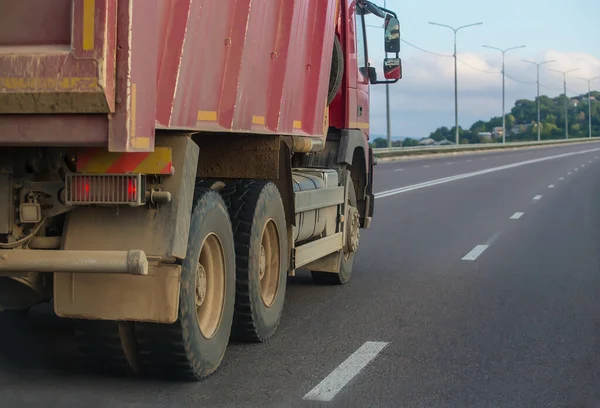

75,181,289,380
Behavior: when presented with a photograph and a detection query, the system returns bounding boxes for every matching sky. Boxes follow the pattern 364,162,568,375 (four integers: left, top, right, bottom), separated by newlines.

364,0,600,139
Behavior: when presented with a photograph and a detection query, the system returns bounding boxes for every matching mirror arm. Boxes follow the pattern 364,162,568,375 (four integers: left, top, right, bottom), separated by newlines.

379,7,398,19
371,78,399,85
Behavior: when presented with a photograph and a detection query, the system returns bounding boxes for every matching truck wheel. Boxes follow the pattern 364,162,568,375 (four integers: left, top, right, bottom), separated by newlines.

226,181,288,342
327,35,344,106
311,182,358,285
134,187,235,380
74,320,141,376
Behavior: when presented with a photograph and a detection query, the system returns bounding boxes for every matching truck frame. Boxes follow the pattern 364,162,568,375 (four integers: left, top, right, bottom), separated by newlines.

0,0,401,380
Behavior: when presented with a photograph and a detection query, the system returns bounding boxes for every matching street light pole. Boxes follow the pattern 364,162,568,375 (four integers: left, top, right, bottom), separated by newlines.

550,68,579,139
429,21,483,145
481,44,526,144
384,0,392,147
522,59,556,142
577,76,600,138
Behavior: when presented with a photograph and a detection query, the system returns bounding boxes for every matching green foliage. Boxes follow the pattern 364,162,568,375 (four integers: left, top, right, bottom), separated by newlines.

426,92,600,144
371,137,388,148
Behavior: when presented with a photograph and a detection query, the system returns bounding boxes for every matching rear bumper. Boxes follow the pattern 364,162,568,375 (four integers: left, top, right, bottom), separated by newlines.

0,249,148,275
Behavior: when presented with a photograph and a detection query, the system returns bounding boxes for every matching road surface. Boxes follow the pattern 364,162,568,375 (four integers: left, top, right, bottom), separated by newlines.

2,141,600,407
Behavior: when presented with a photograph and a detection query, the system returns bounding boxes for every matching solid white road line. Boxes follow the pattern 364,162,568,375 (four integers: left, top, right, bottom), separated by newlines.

548,185,555,188
374,147,600,200
533,195,543,200
462,245,489,261
510,212,524,219
303,341,388,402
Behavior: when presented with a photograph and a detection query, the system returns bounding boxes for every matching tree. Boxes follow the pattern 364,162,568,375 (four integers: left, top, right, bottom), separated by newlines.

402,138,419,147
370,137,387,148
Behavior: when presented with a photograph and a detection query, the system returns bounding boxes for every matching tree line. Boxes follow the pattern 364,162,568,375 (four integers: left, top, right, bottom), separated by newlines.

370,91,600,148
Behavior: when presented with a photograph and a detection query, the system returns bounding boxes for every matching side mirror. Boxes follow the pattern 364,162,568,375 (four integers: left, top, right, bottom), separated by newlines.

384,16,400,53
383,58,402,80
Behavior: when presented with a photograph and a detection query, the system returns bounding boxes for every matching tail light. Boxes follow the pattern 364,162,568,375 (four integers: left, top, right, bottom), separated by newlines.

65,174,145,206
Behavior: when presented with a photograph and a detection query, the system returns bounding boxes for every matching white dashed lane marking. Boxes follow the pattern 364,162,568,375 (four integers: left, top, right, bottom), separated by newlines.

533,195,543,200
462,245,489,261
548,185,554,189
303,341,388,402
559,177,564,180
510,212,524,219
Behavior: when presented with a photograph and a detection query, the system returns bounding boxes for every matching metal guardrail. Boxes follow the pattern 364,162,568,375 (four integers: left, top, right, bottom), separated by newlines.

372,137,600,156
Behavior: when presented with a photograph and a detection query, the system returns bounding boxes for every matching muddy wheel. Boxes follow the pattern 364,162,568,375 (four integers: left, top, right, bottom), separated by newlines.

74,320,141,377
225,181,288,342
311,182,359,285
134,186,235,380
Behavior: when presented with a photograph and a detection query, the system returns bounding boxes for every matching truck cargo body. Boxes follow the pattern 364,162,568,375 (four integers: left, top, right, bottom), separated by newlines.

0,0,401,380
0,0,340,149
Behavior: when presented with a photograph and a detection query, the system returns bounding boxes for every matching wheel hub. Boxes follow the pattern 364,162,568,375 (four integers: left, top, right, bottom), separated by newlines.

259,245,266,280
345,205,360,254
195,263,207,307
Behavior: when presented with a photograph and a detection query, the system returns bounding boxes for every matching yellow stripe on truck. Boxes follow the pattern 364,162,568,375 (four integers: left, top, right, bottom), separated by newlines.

77,147,173,175
83,0,95,51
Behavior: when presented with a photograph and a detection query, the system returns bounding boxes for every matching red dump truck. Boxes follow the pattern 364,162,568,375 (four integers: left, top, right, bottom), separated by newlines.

0,0,401,380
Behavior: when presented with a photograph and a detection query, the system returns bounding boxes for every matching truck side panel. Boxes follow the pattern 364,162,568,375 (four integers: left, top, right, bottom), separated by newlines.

157,0,336,138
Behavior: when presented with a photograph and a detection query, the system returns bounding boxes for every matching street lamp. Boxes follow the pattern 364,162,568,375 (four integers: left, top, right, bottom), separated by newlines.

522,59,556,141
576,76,600,138
383,0,392,148
481,44,526,144
429,21,483,145
549,68,580,139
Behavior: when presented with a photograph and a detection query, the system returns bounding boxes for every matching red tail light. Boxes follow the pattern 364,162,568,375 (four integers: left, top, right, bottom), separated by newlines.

65,174,144,206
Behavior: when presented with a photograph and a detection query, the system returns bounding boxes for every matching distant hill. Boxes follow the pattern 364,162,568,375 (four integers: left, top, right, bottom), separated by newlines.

369,91,600,148
426,92,600,144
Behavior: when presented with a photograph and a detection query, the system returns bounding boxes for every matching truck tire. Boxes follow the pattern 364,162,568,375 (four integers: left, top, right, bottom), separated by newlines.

74,320,141,377
311,182,358,285
134,187,236,380
327,35,344,106
225,181,288,342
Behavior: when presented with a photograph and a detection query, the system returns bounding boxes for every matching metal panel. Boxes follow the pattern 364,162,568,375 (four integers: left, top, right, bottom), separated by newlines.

294,187,344,213
54,263,181,323
108,0,158,152
156,0,336,138
294,232,343,268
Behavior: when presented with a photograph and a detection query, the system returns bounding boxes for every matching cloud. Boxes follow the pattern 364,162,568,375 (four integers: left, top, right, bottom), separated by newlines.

368,48,600,139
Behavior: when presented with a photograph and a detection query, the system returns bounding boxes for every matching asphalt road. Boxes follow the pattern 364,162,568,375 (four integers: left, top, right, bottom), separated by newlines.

2,141,600,407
